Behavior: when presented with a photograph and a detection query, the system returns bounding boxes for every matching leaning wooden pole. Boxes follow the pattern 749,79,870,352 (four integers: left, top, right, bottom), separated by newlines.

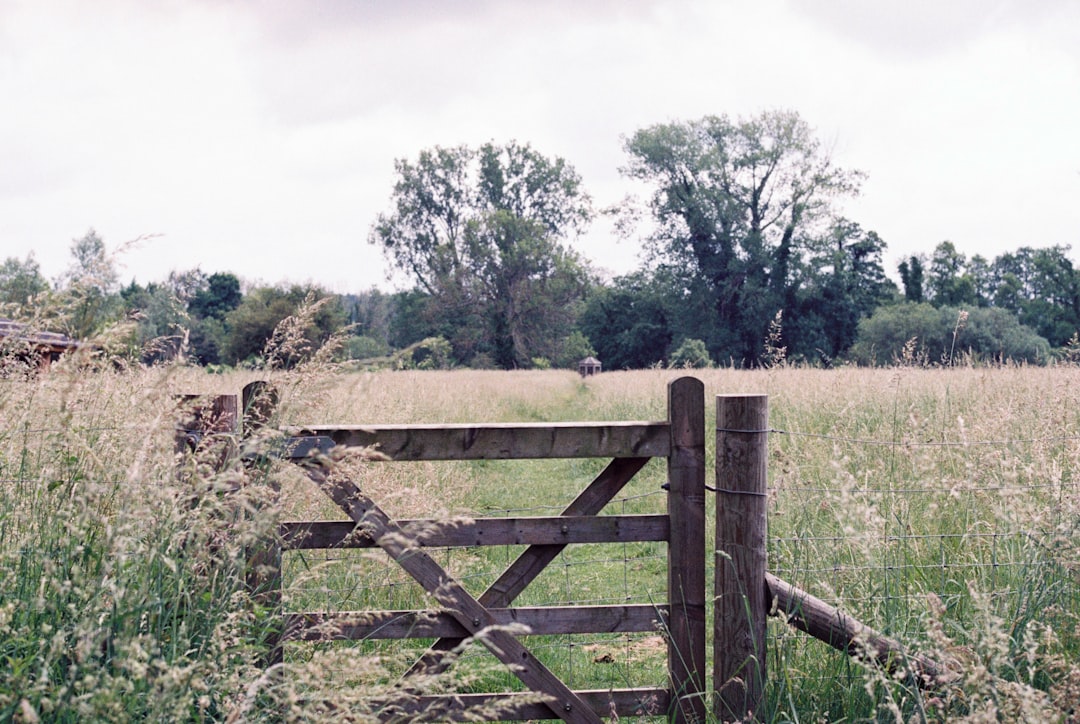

666,377,707,724
765,573,957,688
714,394,768,722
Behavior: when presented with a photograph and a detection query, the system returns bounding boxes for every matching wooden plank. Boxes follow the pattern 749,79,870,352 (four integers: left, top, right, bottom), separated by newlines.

371,687,671,722
286,604,667,640
285,422,670,460
281,514,670,549
714,395,769,723
308,469,603,724
665,377,707,724
406,456,651,676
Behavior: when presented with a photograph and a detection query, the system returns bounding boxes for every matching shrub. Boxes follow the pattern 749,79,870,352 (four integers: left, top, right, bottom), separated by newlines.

849,303,1050,365
669,338,712,368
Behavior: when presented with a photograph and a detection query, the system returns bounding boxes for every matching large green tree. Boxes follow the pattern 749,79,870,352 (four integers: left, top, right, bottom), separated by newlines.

578,270,675,369
990,245,1080,347
0,254,50,310
370,141,593,368
188,272,242,321
222,284,346,367
926,241,982,307
790,219,897,361
58,229,123,339
622,110,864,365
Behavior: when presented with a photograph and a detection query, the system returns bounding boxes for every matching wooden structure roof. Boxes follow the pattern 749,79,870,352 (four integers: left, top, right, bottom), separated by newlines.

0,318,83,368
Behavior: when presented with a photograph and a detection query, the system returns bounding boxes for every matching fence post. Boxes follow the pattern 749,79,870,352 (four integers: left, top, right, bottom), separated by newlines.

241,380,283,667
174,394,239,477
714,395,768,722
666,377,706,723
175,386,282,667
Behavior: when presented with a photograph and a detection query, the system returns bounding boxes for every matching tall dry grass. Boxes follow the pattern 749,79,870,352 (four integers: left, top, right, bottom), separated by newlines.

2,350,1079,721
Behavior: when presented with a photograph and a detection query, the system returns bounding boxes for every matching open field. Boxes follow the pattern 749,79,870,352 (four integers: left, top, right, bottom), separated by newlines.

2,360,1079,721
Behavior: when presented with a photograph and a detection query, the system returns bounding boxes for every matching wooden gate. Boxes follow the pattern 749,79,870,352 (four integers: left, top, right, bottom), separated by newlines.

274,376,706,723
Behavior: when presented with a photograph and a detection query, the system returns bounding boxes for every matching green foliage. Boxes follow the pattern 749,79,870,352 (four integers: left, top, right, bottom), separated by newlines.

669,337,711,368
897,254,925,302
990,245,1080,348
56,229,123,340
342,334,390,360
188,272,242,321
578,271,674,369
790,219,898,362
395,335,454,369
850,302,1051,365
342,288,395,351
554,330,595,368
119,280,188,363
0,253,49,310
622,110,867,365
223,285,346,367
927,240,981,306
370,141,594,369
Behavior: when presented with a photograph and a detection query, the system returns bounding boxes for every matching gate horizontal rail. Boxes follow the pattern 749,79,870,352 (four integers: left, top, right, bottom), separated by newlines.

281,421,671,460
286,603,667,640
281,514,670,548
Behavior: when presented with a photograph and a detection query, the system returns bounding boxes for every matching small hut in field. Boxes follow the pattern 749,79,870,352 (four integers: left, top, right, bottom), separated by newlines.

0,318,83,371
577,356,602,377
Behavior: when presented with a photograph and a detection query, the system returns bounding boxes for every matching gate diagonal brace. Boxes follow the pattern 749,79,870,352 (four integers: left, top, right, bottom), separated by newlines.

406,456,651,677
303,464,604,724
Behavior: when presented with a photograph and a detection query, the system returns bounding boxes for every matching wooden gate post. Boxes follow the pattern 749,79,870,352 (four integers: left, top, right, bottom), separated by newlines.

175,386,283,667
666,377,707,723
174,394,239,476
241,381,283,667
714,395,768,722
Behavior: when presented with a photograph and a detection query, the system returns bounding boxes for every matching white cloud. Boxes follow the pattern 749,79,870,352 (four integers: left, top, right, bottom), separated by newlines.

1,0,1078,292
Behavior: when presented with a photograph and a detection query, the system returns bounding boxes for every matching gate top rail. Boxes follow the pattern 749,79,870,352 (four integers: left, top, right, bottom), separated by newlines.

283,421,671,461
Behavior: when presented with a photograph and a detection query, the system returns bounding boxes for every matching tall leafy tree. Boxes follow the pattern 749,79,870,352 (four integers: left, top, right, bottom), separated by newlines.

185,271,243,363
578,271,675,369
622,110,863,364
120,280,189,363
0,254,50,310
370,141,593,368
792,219,896,360
897,255,925,303
926,241,980,307
59,229,123,339
990,245,1080,347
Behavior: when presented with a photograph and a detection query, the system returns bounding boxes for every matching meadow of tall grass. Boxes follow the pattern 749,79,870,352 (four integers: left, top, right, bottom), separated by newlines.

1,351,1078,721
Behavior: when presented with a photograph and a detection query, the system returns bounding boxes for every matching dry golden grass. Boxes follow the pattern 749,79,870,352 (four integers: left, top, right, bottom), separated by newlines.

2,357,1079,721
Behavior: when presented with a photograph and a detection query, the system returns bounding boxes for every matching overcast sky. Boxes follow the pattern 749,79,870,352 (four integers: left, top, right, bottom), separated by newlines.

1,0,1078,293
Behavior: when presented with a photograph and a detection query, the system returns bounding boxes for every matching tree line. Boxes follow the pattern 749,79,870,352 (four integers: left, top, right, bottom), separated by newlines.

2,110,1077,369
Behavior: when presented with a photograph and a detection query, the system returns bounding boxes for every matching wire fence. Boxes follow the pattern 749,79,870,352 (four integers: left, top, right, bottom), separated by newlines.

764,422,1080,709
281,483,672,701
279,421,1080,712
8,412,1079,716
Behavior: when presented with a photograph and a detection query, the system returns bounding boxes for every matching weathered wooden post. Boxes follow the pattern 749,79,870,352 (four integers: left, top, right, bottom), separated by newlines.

714,395,768,722
666,377,707,723
175,385,283,667
175,393,239,479
241,380,284,667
